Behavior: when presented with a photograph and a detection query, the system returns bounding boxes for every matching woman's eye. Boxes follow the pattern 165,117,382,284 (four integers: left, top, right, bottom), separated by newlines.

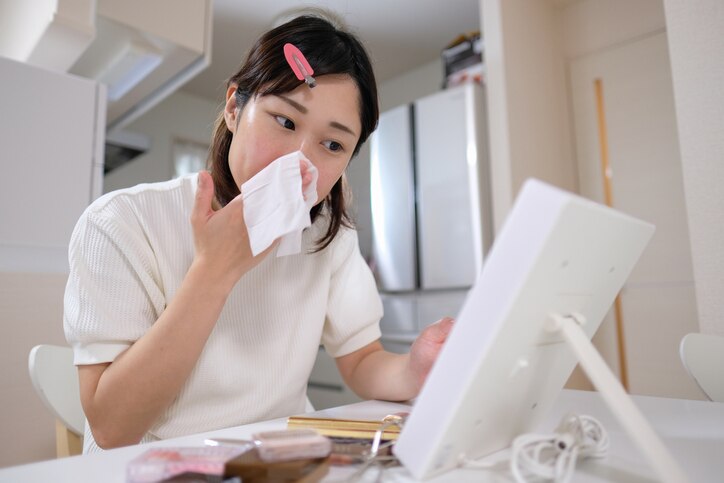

274,115,295,130
323,140,343,152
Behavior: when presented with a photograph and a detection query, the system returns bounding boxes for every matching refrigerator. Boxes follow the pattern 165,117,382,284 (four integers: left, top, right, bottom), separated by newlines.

370,83,492,349
0,55,105,465
0,56,106,273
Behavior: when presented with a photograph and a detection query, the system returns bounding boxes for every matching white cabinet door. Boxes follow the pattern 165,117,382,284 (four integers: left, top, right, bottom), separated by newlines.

370,105,417,291
0,57,104,273
415,86,477,289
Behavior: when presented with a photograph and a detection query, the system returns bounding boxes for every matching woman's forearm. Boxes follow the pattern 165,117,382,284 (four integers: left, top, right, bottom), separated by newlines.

337,344,419,402
336,318,454,403
79,260,234,449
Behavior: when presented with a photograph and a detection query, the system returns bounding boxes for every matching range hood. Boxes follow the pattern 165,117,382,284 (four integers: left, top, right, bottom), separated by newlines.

71,0,212,132
0,0,212,133
104,129,151,174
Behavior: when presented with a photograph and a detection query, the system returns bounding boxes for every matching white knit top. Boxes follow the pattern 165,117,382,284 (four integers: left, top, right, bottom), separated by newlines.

63,173,382,449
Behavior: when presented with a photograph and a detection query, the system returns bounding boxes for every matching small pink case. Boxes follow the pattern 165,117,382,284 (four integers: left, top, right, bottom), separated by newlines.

253,429,332,462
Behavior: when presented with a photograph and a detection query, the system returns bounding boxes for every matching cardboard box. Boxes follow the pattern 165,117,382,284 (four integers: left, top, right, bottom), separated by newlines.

442,33,483,87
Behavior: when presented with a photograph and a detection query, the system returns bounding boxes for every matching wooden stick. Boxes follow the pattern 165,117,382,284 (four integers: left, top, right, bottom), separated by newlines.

594,78,630,391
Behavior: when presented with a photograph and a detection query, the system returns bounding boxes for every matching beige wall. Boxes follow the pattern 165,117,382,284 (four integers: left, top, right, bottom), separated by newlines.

481,0,669,231
567,29,701,399
0,273,70,467
481,0,577,233
480,0,707,398
663,0,724,337
558,0,666,58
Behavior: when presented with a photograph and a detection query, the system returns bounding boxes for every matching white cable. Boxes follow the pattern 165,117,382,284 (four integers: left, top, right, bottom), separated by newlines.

460,413,608,482
510,414,608,483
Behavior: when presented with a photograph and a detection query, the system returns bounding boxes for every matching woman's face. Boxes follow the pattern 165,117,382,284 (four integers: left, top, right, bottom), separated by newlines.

223,74,362,204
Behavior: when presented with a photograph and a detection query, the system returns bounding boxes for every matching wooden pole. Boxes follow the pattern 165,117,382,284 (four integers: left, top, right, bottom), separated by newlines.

594,78,630,392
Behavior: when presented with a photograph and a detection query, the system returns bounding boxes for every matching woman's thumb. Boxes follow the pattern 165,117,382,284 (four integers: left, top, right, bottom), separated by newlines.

192,171,215,221
424,317,455,342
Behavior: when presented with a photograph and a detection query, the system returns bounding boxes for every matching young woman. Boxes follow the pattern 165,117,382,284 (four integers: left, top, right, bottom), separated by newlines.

64,13,454,452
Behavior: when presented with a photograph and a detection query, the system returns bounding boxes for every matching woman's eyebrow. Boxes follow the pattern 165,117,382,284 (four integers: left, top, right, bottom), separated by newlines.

330,121,357,138
279,95,357,138
279,95,308,113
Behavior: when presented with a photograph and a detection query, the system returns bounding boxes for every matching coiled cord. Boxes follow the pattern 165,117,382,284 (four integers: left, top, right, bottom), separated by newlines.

510,414,609,483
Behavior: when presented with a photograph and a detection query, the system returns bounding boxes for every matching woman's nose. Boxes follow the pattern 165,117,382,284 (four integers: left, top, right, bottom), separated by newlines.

297,136,311,155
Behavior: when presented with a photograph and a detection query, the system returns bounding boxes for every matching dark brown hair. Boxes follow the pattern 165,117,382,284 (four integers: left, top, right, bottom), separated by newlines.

208,14,379,251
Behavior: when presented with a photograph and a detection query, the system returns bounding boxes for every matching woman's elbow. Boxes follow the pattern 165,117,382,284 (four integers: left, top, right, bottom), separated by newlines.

87,419,142,450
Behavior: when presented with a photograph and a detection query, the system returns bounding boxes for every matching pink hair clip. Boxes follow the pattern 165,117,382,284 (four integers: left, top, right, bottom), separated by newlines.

284,43,316,88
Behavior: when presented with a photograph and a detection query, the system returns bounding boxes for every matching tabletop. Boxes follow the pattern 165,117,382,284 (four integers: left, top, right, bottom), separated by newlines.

1,389,722,482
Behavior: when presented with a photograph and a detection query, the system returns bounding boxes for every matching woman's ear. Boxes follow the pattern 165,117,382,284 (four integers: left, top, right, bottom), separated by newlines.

224,85,239,132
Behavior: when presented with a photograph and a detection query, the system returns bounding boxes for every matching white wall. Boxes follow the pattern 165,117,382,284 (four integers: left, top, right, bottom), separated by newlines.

663,0,724,337
0,0,57,60
103,90,219,193
378,59,444,112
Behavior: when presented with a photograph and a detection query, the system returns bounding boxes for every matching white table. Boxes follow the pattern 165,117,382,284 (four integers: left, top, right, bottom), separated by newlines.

1,390,722,482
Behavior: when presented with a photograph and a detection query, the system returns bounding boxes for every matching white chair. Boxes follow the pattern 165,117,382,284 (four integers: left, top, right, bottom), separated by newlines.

679,333,724,402
28,344,85,457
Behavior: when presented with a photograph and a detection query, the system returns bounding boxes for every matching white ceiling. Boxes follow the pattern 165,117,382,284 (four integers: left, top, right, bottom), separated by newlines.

181,0,482,102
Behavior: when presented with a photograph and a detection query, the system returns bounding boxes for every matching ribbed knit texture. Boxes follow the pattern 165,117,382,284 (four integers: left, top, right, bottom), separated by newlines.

63,174,382,450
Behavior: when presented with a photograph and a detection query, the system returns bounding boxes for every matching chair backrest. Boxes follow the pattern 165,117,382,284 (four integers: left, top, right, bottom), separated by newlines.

680,333,724,402
28,345,85,435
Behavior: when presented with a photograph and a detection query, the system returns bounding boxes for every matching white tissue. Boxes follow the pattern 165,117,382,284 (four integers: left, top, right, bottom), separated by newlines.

241,150,318,257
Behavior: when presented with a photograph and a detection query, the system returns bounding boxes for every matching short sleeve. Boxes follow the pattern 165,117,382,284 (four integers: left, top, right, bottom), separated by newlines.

322,228,382,357
63,204,166,365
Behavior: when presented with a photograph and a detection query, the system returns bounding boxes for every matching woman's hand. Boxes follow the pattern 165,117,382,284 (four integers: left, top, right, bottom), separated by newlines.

335,318,455,402
190,171,273,290
407,317,455,392
300,159,314,195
